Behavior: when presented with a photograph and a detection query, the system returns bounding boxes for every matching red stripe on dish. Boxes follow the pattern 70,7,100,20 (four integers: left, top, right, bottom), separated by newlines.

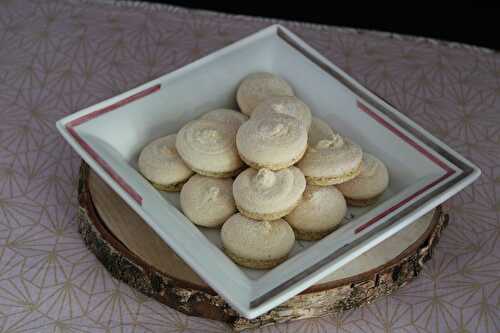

357,101,453,173
66,84,161,205
67,127,143,205
354,100,455,234
67,84,161,127
354,171,453,233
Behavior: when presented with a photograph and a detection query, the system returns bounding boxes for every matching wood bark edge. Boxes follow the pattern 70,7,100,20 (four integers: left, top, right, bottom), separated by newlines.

77,162,448,331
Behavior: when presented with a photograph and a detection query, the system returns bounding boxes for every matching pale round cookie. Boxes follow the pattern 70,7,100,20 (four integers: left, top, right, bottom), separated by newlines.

138,134,194,191
176,119,243,177
236,113,308,170
251,96,312,130
233,167,306,221
337,153,389,206
221,213,295,269
236,72,294,116
308,116,334,146
200,108,248,129
180,174,235,227
297,133,363,186
286,185,347,240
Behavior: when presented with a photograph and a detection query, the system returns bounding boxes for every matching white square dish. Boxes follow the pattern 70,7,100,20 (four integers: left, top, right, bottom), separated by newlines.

56,25,480,319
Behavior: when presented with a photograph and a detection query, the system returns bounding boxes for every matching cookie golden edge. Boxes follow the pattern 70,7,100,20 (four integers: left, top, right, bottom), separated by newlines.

238,146,307,171
138,167,190,192
346,194,383,207
223,248,288,269
291,225,341,241
182,162,243,178
150,179,187,192
305,164,362,186
236,201,300,221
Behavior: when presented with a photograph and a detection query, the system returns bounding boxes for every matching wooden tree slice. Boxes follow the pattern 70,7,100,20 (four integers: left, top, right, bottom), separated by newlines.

77,162,448,331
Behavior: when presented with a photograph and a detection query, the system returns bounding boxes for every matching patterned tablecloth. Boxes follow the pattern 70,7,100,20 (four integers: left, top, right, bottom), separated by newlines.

1,1,499,332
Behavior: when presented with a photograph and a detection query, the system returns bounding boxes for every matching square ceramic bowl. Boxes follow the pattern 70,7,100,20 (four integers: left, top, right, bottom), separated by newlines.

56,25,480,319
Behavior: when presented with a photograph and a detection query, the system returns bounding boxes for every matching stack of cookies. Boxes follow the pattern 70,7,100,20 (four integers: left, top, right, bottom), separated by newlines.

137,72,390,269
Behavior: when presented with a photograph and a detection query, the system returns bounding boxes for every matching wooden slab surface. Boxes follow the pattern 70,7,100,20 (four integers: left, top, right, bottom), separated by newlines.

78,163,448,331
